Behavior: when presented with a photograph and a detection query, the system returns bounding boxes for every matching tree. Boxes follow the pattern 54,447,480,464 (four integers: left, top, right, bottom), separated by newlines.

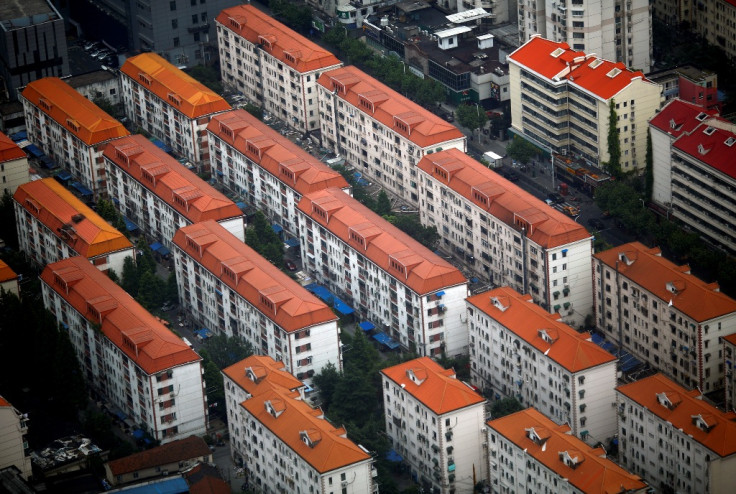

455,103,488,133
245,211,284,266
185,65,223,95
202,334,254,369
93,96,122,119
121,256,139,296
165,272,179,303
506,137,539,164
137,271,166,310
312,363,340,412
385,214,440,250
490,397,524,419
644,128,654,200
322,25,347,48
0,191,18,249
605,99,622,177
244,103,263,120
414,78,446,107
136,238,157,275
374,190,392,216
270,0,313,34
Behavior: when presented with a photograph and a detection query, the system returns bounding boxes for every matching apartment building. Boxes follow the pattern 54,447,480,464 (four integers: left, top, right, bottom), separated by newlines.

381,357,486,494
593,241,736,392
20,78,130,198
486,408,647,494
0,260,19,296
0,396,31,480
724,333,736,411
418,149,593,326
0,131,28,196
508,35,662,172
172,220,341,383
206,109,350,238
616,373,736,493
467,287,617,442
119,53,231,171
297,188,468,357
649,66,721,111
458,2,510,23
216,4,342,134
13,178,134,274
223,354,376,493
518,0,652,72
317,66,466,206
40,257,207,444
103,135,244,250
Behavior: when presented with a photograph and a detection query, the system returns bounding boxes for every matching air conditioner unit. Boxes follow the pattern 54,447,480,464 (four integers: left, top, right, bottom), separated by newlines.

341,480,348,487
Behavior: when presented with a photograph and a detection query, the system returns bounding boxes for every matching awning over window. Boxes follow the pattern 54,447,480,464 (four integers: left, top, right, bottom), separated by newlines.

359,321,375,331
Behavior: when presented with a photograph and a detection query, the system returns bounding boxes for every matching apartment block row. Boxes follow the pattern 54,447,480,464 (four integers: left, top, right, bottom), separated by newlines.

297,187,468,357
172,220,342,383
0,395,31,480
216,4,342,134
40,256,207,444
223,355,377,493
418,149,593,327
0,131,29,196
649,98,736,253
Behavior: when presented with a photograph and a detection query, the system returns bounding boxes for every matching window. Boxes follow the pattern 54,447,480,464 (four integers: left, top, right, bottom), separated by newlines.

170,1,176,10
173,37,180,47
171,19,178,29
192,14,198,23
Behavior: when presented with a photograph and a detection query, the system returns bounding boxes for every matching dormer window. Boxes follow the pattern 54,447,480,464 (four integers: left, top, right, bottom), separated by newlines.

606,68,622,78
656,391,679,410
245,367,260,383
264,399,285,418
300,429,321,448
39,98,52,112
538,328,558,344
406,368,427,385
695,112,708,122
138,73,152,85
559,450,582,469
525,427,549,446
490,296,509,312
167,93,181,106
703,126,716,136
66,118,80,132
691,413,716,433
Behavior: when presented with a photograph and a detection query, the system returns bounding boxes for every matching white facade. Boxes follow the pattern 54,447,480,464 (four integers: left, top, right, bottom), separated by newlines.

723,334,736,411
458,2,510,23
0,397,31,480
317,66,466,207
40,257,207,444
0,132,29,196
382,357,487,494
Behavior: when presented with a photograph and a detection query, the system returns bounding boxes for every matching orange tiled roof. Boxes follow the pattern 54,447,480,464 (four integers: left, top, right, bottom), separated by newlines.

107,436,211,476
488,408,647,493
297,188,467,295
173,221,337,333
13,178,133,259
223,355,304,396
21,77,130,145
466,287,616,372
184,463,230,494
207,110,349,195
418,149,591,248
317,66,465,148
381,357,485,415
120,53,230,119
509,36,654,100
103,135,243,223
0,396,10,407
216,5,342,73
0,131,26,162
724,333,736,346
617,373,736,457
649,98,720,139
594,242,736,322
40,257,201,375
0,259,18,283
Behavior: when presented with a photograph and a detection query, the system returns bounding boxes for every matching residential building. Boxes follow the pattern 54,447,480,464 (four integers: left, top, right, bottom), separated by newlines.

103,135,244,250
13,178,134,274
223,355,377,493
652,0,692,27
40,256,208,444
0,260,19,296
508,35,662,172
317,66,466,207
206,109,350,238
467,287,618,442
20,77,130,198
517,0,652,72
723,333,736,411
66,69,123,109
297,188,469,357
593,242,736,392
0,101,25,136
381,357,486,493
616,373,736,493
0,0,69,100
216,4,342,133
418,149,593,326
0,131,28,195
693,0,736,63
172,220,342,383
104,436,212,486
457,3,510,24
649,100,736,252
119,53,231,171
0,396,31,480
486,408,647,494
648,66,721,111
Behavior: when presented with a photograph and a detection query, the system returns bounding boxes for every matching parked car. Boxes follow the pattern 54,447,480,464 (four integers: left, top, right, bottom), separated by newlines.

561,205,581,217
547,192,564,204
285,260,297,271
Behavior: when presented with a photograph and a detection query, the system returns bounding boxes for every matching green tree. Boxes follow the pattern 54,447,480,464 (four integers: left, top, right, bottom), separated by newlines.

185,65,223,94
644,128,654,200
202,334,254,369
455,103,488,133
605,100,622,177
322,25,347,48
385,214,440,250
245,211,285,266
0,191,18,249
374,190,392,216
490,397,524,419
506,137,539,164
137,270,166,310
93,96,123,119
244,103,263,120
414,78,446,107
270,0,313,34
136,238,157,275
165,272,179,303
312,362,340,412
121,256,140,296
202,357,225,415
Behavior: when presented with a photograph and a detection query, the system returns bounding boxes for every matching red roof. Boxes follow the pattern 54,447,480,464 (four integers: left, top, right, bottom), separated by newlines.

21,77,130,145
172,221,337,333
509,36,654,100
617,374,736,457
13,178,133,258
672,121,736,180
724,333,736,346
120,53,230,119
649,99,720,139
488,408,647,493
107,436,211,476
381,357,485,415
103,135,243,223
467,287,616,372
184,463,230,494
418,149,591,248
0,131,25,162
40,257,201,375
207,110,349,195
223,355,304,396
216,5,341,73
0,259,18,283
594,242,736,322
317,66,464,148
0,396,10,407
297,188,467,295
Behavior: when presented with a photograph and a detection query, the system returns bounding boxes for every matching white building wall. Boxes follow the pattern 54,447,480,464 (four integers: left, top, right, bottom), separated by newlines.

0,156,29,196
650,125,674,206
223,374,251,463
0,403,31,480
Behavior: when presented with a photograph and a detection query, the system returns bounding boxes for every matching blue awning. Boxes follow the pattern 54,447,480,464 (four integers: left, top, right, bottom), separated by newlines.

70,181,93,196
359,321,375,331
40,155,57,169
285,238,300,248
158,245,171,256
150,241,163,252
435,290,445,297
123,216,139,232
386,449,403,462
194,328,212,339
305,283,354,316
55,170,72,182
132,429,144,439
114,410,127,421
25,144,44,158
271,223,283,233
10,131,27,142
372,332,400,350
334,299,354,315
150,137,173,153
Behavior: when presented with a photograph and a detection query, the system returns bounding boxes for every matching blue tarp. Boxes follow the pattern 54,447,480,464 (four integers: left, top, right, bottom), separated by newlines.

55,170,72,182
25,144,44,158
114,410,126,421
132,429,144,439
158,245,171,256
110,477,188,494
304,283,355,316
590,333,643,373
150,241,163,252
150,137,173,153
40,155,56,169
194,328,212,339
123,216,139,232
271,223,283,234
359,321,375,331
386,449,403,462
373,332,400,350
10,131,26,142
285,238,300,248
70,181,93,196
333,299,354,315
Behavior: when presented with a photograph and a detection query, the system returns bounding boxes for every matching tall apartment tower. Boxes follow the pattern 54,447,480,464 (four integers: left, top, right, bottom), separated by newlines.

518,0,652,73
